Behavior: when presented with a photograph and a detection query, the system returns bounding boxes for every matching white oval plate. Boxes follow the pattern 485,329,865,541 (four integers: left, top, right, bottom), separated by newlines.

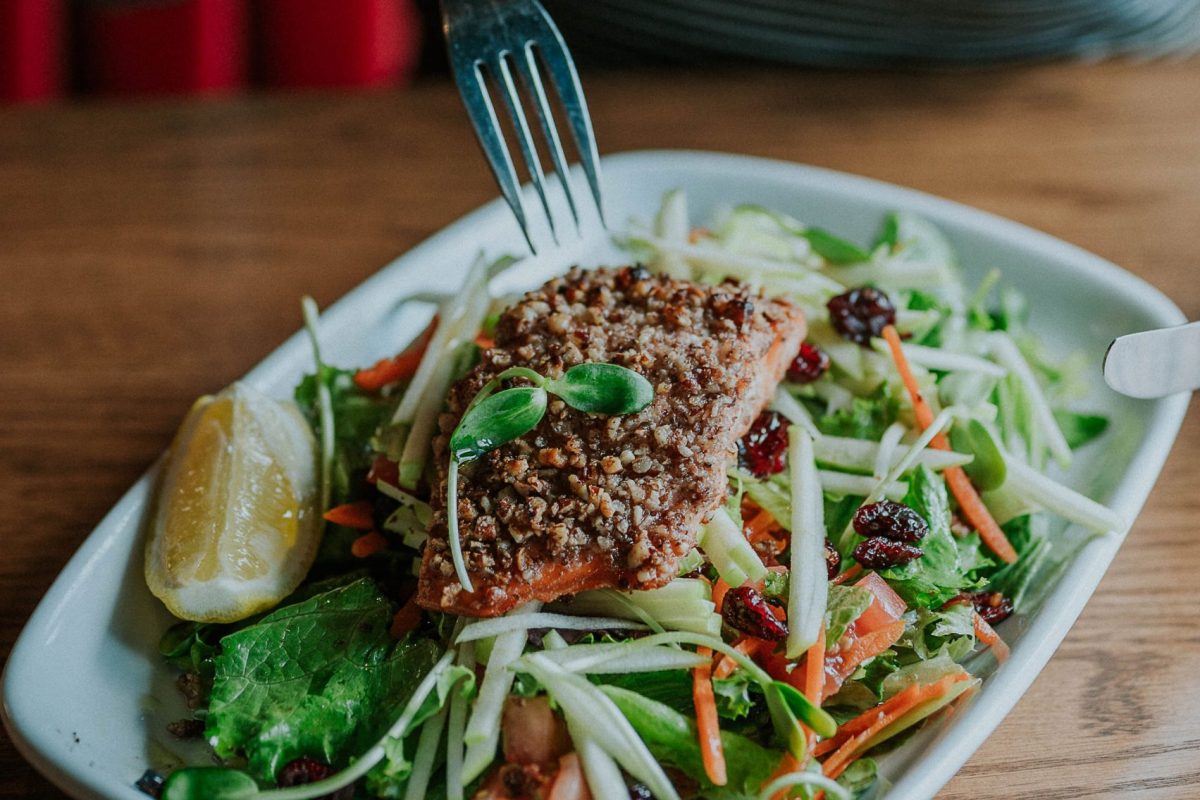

2,150,1188,800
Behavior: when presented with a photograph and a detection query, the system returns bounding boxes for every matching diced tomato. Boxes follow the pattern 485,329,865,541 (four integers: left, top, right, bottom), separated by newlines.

548,753,592,800
502,696,571,767
819,572,908,697
389,598,421,638
822,619,906,698
367,453,399,486
852,571,906,632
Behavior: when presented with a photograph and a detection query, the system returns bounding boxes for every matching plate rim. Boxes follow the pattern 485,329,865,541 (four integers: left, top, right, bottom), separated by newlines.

3,147,1190,800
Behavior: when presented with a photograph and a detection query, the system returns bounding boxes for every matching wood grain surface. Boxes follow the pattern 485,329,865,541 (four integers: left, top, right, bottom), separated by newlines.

2,62,1199,799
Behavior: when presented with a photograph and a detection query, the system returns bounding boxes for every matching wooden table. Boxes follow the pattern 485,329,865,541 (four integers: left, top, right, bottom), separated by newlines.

2,62,1199,799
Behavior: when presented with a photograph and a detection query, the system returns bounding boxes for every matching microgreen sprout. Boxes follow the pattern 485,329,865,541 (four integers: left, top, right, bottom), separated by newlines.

446,362,653,593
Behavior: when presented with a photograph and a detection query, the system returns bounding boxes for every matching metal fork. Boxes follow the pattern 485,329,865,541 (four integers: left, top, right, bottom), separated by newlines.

441,0,605,253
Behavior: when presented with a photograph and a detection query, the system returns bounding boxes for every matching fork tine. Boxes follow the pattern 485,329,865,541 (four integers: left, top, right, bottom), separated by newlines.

493,53,559,245
528,4,606,227
513,43,581,231
450,56,537,254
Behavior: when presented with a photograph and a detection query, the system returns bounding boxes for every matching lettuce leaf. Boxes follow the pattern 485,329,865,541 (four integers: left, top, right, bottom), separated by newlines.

295,367,393,507
817,388,899,441
205,579,441,782
594,669,758,722
296,367,395,571
828,649,900,710
1052,410,1109,449
880,466,979,608
712,671,757,721
826,585,874,644
601,685,778,798
983,515,1050,611
366,661,476,798
895,606,976,663
591,670,693,716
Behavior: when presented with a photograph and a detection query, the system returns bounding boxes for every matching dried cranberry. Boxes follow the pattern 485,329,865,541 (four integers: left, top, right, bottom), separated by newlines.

852,537,923,569
738,410,790,477
825,538,842,580
276,757,356,800
722,586,789,641
134,770,165,799
629,784,655,800
968,591,1014,625
165,718,205,739
276,758,354,800
278,758,333,786
852,500,928,543
787,342,830,383
500,764,546,797
826,287,896,345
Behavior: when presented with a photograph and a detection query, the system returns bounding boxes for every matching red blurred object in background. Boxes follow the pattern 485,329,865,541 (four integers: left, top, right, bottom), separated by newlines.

260,0,421,90
0,0,64,103
87,0,247,96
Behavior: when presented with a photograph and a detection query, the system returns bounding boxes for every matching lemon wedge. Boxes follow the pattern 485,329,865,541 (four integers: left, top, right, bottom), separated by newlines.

145,382,321,623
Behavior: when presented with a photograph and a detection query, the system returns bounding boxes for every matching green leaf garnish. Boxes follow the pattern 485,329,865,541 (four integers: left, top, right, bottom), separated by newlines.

803,228,871,265
547,363,655,415
450,387,548,464
771,680,838,738
161,768,258,800
950,418,1006,491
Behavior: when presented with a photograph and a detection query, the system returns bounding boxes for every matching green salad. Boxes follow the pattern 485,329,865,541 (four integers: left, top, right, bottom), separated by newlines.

144,191,1122,800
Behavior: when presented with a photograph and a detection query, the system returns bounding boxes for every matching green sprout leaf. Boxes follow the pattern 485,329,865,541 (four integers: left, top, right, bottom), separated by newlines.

547,363,654,415
450,387,548,464
161,768,258,800
771,680,838,738
950,418,1006,491
803,228,871,265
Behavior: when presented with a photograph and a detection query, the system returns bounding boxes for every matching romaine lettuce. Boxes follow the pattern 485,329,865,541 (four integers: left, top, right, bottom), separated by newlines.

205,579,441,782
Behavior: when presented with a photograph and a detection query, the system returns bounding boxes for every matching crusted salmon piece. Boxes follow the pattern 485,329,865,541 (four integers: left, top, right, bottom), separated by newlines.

417,266,806,616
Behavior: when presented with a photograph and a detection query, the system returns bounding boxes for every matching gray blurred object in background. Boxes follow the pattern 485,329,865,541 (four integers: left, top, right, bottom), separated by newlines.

542,0,1200,66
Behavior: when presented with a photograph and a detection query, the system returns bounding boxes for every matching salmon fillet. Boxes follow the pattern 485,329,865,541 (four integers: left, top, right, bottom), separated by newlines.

417,266,806,616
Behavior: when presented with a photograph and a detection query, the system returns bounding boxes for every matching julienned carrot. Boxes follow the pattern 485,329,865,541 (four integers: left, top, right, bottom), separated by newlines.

693,645,728,786
714,636,764,680
767,754,801,800
943,468,1017,563
831,563,863,586
973,612,1011,663
745,507,783,543
474,333,495,349
820,674,967,778
839,619,904,675
880,325,1017,564
352,317,437,391
350,530,388,558
803,626,826,707
813,678,943,757
712,578,732,615
323,500,375,530
801,626,827,750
